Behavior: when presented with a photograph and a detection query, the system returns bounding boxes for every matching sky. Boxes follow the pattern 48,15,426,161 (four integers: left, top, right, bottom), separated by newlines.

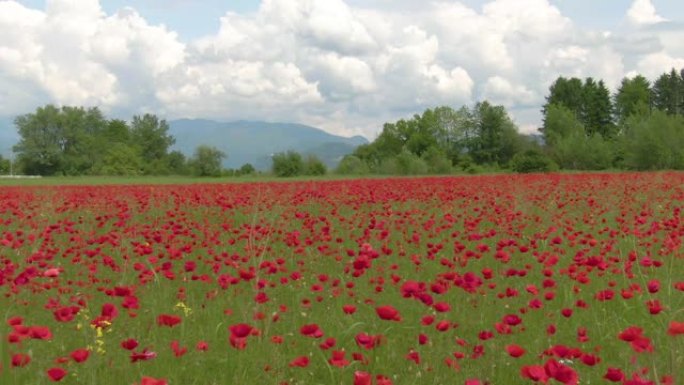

1,0,683,149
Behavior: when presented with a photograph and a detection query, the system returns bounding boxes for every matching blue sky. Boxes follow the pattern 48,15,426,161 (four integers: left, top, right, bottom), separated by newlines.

14,0,684,37
1,0,683,147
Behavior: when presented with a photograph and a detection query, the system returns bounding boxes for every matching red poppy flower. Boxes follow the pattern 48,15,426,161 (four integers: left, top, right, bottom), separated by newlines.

354,371,372,385
170,340,187,357
289,356,310,368
130,349,157,363
229,323,253,338
300,323,324,338
11,353,31,367
342,304,357,314
502,314,522,326
139,376,168,385
47,367,67,382
355,332,380,350
618,326,653,353
328,350,350,367
603,367,625,382
121,338,139,350
544,359,578,385
506,344,526,358
29,326,52,340
157,314,182,327
376,305,401,321
520,365,548,382
53,306,80,323
668,321,684,335
70,348,90,363
376,374,393,385
196,340,209,351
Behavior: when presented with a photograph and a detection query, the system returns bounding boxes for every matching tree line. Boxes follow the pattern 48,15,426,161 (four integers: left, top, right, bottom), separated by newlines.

3,67,683,177
3,105,234,177
336,67,684,174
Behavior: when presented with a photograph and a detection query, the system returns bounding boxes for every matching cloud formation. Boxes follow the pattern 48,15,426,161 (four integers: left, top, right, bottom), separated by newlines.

0,0,682,138
627,0,667,26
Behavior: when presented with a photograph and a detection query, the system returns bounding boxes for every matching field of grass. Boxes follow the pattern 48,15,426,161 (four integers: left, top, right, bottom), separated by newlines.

1,173,683,384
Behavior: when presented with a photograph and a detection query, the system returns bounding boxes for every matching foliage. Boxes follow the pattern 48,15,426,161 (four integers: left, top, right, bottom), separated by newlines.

510,149,557,173
652,68,684,116
420,146,453,174
552,130,614,170
272,151,304,177
303,155,327,176
189,145,226,177
354,102,527,174
130,114,176,175
622,110,684,170
11,105,180,176
335,155,370,175
95,143,143,176
614,75,651,124
0,155,9,174
167,151,190,176
238,163,256,176
542,76,614,139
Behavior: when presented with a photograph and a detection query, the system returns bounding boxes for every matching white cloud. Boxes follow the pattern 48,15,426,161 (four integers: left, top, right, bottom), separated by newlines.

482,76,536,107
627,0,667,26
0,0,683,139
635,52,684,79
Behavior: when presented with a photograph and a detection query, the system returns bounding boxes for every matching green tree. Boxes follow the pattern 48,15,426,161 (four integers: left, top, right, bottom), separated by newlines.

543,104,585,146
581,78,615,137
622,110,684,170
97,143,143,176
13,105,107,175
553,131,614,170
510,149,557,173
238,163,256,176
378,150,428,175
542,76,614,139
542,77,585,119
0,155,9,174
303,155,327,176
614,75,652,124
130,114,175,174
469,101,523,166
190,145,226,177
102,119,131,144
167,150,189,175
433,105,475,164
421,146,452,174
272,151,304,177
335,155,370,175
652,68,684,116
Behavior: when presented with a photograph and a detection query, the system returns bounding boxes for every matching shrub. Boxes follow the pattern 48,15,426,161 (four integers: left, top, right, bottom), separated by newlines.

304,155,327,176
335,155,370,175
511,150,558,173
272,151,304,177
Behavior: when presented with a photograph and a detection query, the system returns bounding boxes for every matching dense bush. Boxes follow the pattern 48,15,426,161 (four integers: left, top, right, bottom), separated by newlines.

335,155,370,175
304,155,327,176
510,150,558,173
272,151,304,177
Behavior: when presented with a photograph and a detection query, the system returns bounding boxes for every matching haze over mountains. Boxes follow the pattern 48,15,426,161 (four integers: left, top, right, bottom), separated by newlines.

169,119,368,170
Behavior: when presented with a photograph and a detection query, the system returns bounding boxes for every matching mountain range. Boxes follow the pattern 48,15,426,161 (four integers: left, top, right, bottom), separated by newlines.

168,119,368,170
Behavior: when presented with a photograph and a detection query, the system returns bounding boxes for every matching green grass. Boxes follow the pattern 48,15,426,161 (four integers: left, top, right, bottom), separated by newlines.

1,173,683,384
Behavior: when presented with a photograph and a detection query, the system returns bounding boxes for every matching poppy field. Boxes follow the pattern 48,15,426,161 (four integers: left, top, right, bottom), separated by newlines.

1,173,684,385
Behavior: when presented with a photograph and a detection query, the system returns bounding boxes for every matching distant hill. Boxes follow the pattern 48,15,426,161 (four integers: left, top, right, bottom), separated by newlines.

169,119,368,170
